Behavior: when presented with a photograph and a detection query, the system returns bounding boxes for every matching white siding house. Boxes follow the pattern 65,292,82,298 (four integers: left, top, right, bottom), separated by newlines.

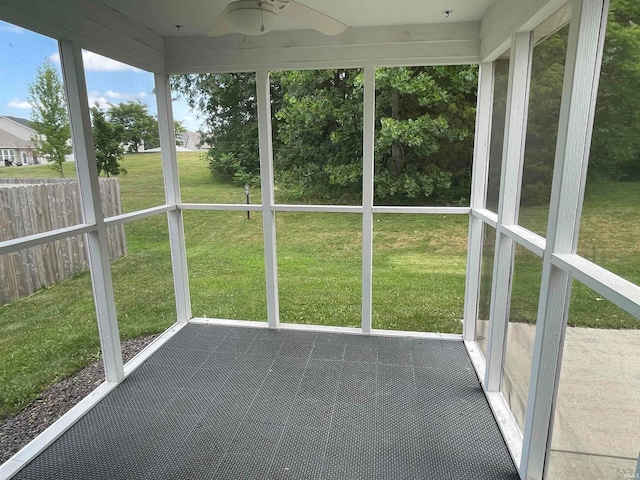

0,116,42,166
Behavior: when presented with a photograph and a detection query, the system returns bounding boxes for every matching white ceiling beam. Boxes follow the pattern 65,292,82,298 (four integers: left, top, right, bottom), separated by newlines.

164,22,480,73
480,0,568,62
0,0,164,73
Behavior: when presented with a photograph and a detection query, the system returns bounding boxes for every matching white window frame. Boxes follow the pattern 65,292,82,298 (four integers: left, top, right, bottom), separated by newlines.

1,149,16,163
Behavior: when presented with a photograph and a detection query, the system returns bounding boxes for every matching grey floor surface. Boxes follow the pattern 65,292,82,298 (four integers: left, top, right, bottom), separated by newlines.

12,324,519,480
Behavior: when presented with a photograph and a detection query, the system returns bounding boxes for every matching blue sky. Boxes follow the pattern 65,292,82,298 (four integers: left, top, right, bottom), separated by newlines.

0,20,202,131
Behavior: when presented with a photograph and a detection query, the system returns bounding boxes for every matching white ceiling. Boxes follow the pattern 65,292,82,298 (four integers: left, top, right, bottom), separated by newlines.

102,0,496,37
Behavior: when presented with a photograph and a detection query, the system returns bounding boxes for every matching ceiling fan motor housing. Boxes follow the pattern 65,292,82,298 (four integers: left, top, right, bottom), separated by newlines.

225,0,279,35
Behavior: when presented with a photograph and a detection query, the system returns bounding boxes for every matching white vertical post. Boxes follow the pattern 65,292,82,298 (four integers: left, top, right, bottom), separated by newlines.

485,32,532,392
256,69,279,328
520,1,609,478
58,40,124,382
155,73,192,323
463,62,495,342
361,65,375,334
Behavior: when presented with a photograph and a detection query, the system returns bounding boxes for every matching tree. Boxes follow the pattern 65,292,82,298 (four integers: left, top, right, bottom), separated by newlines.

172,72,262,185
28,59,72,177
373,66,477,204
590,0,640,179
174,120,187,146
91,103,126,177
108,101,159,152
173,67,478,204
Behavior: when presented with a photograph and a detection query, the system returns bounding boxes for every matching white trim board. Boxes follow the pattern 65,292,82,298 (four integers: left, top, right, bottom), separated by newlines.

104,205,175,227
0,223,95,256
165,23,481,74
189,317,463,340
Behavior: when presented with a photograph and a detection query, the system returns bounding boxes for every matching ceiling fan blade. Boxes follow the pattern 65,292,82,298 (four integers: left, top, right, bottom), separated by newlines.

281,1,347,36
207,8,232,37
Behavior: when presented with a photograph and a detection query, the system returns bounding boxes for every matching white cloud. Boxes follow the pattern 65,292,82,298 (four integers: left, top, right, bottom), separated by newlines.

104,90,126,99
87,96,110,109
7,99,31,109
0,23,26,34
87,90,151,106
49,50,141,72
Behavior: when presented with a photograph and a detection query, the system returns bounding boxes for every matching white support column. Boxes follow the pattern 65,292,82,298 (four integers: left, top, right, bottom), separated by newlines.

256,69,279,328
520,1,609,478
155,73,192,323
58,40,124,382
485,31,533,392
361,65,375,334
463,62,495,342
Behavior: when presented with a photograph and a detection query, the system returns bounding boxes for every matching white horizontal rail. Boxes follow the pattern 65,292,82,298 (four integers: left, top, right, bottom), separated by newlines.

499,224,546,257
486,391,524,469
104,205,175,226
0,223,96,256
179,203,263,211
372,206,470,214
190,317,463,340
552,253,640,319
178,203,473,215
371,328,462,340
272,204,363,213
471,208,498,227
190,317,269,329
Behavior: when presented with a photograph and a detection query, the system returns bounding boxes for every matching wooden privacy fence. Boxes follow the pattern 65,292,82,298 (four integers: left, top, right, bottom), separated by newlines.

0,178,127,304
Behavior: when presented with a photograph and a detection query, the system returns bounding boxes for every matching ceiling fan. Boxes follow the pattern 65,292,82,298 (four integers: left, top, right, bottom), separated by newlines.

208,0,347,37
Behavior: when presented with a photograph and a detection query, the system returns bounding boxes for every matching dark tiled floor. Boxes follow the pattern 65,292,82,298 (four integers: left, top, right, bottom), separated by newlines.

12,324,519,480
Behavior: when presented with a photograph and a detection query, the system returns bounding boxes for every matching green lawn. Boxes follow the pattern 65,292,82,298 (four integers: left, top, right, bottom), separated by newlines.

0,153,638,418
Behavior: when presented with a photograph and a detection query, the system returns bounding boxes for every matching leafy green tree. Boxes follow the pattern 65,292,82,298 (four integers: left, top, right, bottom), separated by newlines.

172,73,262,185
91,103,126,177
174,120,187,146
173,67,478,204
591,0,640,179
28,59,72,177
273,69,362,201
273,66,477,204
108,101,159,152
374,66,477,204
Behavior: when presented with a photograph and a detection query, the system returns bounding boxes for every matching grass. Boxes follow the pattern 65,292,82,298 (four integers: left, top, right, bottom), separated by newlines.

0,153,638,418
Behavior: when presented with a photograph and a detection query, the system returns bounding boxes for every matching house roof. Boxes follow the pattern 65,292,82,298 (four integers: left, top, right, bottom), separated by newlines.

180,131,209,150
4,116,33,130
0,128,32,149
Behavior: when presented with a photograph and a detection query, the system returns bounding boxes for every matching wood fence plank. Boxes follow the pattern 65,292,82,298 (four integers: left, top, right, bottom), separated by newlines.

1,189,19,302
0,178,126,304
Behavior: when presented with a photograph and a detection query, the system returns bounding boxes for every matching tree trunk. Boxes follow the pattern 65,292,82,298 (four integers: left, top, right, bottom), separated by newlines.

59,161,64,178
391,88,403,174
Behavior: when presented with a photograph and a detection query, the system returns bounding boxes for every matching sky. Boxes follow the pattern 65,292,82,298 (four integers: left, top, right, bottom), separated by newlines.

0,20,202,132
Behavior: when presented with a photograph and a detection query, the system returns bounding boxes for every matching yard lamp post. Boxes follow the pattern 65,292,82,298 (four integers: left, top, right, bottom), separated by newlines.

245,184,250,220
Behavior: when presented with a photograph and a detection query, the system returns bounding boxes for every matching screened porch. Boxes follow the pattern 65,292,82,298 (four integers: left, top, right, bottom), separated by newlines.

0,0,639,479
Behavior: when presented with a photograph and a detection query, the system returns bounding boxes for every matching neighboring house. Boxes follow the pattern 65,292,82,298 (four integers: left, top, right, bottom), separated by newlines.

143,145,193,153
142,131,210,153
179,131,209,151
0,116,43,167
